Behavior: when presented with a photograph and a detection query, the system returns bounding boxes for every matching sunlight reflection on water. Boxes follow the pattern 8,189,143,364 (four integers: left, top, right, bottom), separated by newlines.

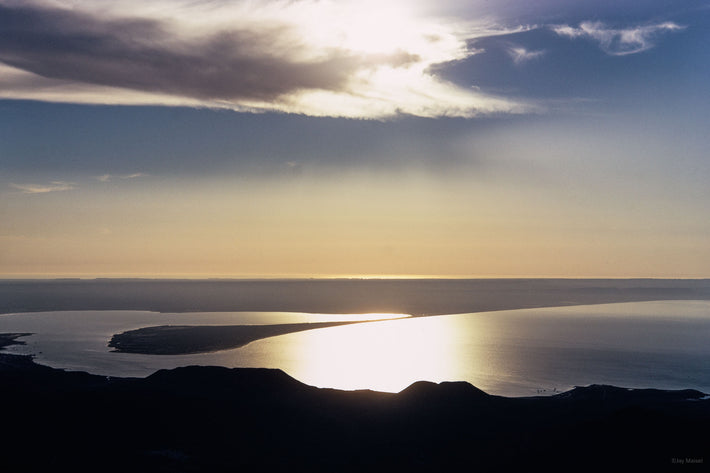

239,300,710,395
1,301,709,396
261,317,461,393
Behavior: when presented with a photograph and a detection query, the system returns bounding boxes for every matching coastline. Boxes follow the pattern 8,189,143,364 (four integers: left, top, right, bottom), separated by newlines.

0,332,32,349
1,280,708,470
0,352,706,472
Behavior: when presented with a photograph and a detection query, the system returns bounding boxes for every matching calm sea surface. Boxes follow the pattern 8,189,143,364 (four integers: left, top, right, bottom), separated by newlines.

1,301,709,397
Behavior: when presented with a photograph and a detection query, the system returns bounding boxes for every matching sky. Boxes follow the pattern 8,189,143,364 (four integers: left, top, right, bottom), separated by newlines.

1,0,709,278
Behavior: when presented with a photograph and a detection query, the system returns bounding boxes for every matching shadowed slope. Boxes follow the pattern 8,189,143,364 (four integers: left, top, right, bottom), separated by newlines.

0,353,707,472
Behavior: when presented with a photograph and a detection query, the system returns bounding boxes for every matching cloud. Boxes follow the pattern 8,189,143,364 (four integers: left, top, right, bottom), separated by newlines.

507,46,545,64
552,21,683,56
97,173,146,182
0,0,530,118
10,181,75,194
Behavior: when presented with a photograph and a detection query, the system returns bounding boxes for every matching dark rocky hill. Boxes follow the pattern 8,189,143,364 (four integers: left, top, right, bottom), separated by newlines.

1,353,706,472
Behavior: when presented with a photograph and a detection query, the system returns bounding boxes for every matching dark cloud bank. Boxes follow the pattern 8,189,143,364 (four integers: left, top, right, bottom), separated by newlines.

0,3,415,102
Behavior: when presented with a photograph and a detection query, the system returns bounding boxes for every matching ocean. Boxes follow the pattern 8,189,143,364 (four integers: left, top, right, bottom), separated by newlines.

1,300,708,397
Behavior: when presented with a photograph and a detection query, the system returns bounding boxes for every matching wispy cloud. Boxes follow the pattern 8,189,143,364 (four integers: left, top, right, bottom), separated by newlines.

552,21,683,56
10,181,75,194
96,173,147,182
507,46,545,64
0,0,530,118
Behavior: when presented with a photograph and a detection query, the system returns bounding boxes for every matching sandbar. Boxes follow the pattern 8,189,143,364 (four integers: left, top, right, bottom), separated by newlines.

109,321,368,355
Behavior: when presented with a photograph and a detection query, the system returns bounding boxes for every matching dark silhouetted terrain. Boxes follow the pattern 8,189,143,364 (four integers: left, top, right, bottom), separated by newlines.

2,279,709,471
0,352,706,472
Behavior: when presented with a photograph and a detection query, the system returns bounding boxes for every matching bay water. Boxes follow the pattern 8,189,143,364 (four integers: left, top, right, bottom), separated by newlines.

1,301,708,397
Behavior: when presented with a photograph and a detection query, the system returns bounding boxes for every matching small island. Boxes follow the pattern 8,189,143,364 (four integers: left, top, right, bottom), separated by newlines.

108,321,368,354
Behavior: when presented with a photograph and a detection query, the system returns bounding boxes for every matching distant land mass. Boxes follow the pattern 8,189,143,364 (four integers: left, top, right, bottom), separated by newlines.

2,278,710,315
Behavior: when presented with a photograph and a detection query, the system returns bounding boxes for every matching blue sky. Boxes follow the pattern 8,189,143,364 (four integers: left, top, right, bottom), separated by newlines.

1,0,709,278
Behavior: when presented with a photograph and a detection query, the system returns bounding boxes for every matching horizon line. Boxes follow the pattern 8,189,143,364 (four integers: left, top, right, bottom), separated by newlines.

1,275,709,281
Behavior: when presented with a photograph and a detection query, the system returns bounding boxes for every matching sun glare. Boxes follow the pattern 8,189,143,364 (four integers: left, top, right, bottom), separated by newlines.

331,3,424,55
300,0,464,62
271,316,461,393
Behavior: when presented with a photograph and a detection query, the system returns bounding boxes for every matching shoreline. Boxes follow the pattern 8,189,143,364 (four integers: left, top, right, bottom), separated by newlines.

0,332,32,349
0,352,707,472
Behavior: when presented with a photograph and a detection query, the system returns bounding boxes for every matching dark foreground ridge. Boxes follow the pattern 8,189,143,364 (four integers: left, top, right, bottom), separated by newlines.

108,321,367,354
1,353,706,472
